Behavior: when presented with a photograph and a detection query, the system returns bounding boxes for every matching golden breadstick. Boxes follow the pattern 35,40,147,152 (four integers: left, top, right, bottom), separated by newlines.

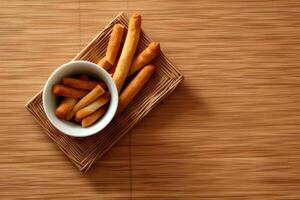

81,106,107,128
79,74,90,81
62,78,105,90
106,24,125,65
98,57,112,71
64,75,90,120
113,14,141,92
55,97,78,119
117,64,155,114
66,110,75,121
52,84,89,98
75,93,110,120
62,75,89,120
128,42,160,76
72,85,105,113
97,24,124,70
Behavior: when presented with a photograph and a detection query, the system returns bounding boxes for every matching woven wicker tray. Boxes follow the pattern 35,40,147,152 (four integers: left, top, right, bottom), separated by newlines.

25,12,183,173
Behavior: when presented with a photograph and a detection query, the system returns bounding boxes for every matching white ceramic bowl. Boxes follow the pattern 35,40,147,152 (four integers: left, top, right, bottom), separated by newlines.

43,61,118,137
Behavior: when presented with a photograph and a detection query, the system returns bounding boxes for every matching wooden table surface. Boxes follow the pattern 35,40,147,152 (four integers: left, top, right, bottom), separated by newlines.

1,0,300,199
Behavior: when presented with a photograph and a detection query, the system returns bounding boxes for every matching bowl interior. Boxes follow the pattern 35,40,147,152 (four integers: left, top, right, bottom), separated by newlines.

43,61,118,137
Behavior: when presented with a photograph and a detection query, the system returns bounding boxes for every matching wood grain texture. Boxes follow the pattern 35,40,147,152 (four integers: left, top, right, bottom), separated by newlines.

1,0,300,199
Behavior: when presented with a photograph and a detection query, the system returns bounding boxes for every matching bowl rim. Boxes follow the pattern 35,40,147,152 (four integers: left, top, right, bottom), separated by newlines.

42,60,119,137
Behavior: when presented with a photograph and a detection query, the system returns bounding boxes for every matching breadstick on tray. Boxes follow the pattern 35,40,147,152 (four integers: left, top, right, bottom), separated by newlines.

117,64,155,114
72,85,105,113
81,106,107,128
98,57,112,71
55,97,78,119
52,84,89,98
113,14,142,92
75,93,110,120
128,42,160,76
106,24,125,65
62,78,106,90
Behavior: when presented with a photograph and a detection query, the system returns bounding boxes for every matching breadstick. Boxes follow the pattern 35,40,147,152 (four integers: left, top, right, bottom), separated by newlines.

72,85,105,113
98,24,125,71
79,74,90,80
128,42,160,76
98,57,112,71
113,14,141,92
75,93,110,120
52,84,89,98
66,110,76,121
62,78,105,90
55,97,78,119
64,75,90,120
117,64,155,114
61,75,89,120
105,24,125,65
81,106,107,128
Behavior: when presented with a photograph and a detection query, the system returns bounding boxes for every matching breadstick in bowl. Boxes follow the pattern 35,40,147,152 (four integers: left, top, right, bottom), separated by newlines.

81,106,107,128
113,14,141,92
128,42,160,76
75,93,110,120
57,75,90,120
62,78,105,90
72,85,105,113
52,84,89,98
79,74,90,81
55,97,78,119
117,64,155,114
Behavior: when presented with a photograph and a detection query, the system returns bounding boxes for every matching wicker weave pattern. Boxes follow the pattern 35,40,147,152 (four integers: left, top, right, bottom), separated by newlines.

25,12,183,172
